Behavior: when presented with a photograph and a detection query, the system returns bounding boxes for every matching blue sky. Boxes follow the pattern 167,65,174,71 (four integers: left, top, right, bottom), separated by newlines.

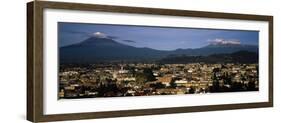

58,22,259,51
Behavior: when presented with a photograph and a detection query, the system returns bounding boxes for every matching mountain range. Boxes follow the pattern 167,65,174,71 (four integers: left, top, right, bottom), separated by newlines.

60,37,258,64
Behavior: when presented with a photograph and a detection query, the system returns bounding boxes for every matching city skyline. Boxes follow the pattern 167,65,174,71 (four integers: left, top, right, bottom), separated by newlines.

59,22,259,51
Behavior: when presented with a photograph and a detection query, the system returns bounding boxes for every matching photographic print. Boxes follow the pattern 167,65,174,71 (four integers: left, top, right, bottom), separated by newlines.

58,23,259,99
27,1,273,122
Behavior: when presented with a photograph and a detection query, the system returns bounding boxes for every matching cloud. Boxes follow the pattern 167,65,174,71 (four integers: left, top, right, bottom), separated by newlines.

64,31,107,38
92,32,107,38
64,31,119,40
122,40,136,43
91,32,121,40
64,31,88,35
208,38,241,45
107,36,119,39
179,41,188,44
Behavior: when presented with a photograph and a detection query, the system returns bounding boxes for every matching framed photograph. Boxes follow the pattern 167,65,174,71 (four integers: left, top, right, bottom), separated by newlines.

27,1,273,122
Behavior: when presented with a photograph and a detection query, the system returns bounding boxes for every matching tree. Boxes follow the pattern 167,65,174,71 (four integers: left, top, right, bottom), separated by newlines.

211,72,220,92
189,87,195,94
150,83,165,89
143,68,156,81
128,66,136,76
247,81,257,91
222,72,232,85
170,81,177,88
135,73,146,85
213,68,220,73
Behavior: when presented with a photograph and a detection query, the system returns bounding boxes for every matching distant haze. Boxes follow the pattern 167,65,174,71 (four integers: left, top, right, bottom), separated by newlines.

58,22,259,51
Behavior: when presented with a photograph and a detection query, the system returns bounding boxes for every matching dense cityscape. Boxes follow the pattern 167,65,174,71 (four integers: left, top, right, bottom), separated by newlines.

58,23,259,99
59,63,259,99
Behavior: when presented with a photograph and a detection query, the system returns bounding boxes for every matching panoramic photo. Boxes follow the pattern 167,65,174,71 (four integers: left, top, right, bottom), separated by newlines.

58,22,259,99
